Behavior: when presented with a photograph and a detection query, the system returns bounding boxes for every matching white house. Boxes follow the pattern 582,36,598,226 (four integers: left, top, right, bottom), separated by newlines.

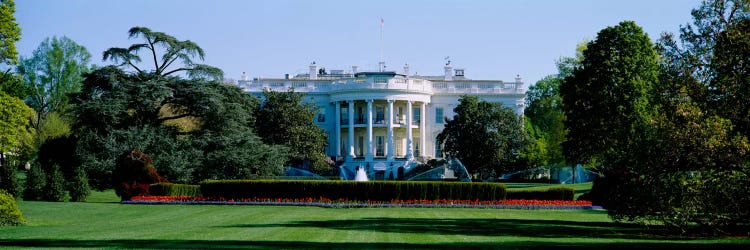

239,62,525,180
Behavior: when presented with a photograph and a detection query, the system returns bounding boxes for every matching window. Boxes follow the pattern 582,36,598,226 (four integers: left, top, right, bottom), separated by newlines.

413,107,421,125
414,139,420,156
357,136,364,157
376,136,384,156
435,136,442,158
376,106,385,124
317,108,325,123
435,107,444,124
341,108,348,124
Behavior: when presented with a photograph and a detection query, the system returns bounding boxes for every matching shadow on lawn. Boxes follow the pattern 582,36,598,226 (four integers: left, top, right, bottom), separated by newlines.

0,239,745,249
225,217,684,240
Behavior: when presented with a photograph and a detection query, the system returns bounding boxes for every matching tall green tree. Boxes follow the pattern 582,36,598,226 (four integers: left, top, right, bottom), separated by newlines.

658,0,750,137
0,91,33,196
560,21,659,169
17,36,90,133
437,95,529,179
71,27,287,189
255,89,330,175
0,0,26,100
0,0,20,66
522,42,586,167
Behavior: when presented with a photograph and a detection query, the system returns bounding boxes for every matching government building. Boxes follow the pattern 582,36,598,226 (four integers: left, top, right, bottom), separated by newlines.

239,62,525,180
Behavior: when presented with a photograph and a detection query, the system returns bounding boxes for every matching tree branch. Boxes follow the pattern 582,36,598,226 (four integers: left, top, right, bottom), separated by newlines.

158,113,195,122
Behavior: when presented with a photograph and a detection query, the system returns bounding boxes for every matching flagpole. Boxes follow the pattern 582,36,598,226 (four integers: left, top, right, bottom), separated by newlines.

380,18,384,72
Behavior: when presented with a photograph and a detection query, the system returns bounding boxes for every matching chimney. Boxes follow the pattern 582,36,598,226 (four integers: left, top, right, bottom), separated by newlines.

241,72,248,81
444,63,453,81
309,61,318,79
403,63,410,76
352,65,358,75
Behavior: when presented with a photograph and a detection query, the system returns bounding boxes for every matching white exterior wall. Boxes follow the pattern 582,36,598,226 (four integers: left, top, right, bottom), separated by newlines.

241,70,525,180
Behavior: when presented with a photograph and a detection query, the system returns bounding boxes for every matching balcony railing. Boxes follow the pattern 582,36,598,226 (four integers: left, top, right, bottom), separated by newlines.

241,79,524,94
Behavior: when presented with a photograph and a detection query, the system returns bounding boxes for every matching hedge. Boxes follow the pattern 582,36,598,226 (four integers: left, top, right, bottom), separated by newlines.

506,187,574,201
200,180,507,201
150,183,201,197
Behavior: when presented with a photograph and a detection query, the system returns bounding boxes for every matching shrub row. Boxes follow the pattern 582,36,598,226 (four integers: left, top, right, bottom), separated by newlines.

150,183,201,197
200,180,507,201
506,187,574,201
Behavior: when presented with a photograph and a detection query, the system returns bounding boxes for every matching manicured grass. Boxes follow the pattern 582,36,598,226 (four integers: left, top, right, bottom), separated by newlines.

1,190,748,249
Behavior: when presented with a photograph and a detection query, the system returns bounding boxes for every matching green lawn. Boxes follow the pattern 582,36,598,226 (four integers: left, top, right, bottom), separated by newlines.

1,190,748,249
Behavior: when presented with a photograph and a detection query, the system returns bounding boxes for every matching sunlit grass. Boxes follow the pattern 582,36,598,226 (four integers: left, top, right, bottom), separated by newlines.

0,190,747,249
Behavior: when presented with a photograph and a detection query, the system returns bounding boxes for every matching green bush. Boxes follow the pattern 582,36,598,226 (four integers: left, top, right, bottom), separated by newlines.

0,163,19,197
0,189,25,226
68,167,91,202
150,183,201,197
506,187,575,201
200,180,507,201
43,165,67,202
23,164,46,201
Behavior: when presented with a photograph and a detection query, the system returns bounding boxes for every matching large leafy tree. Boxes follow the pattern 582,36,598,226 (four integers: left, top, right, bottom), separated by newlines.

0,0,20,66
0,0,26,100
522,42,585,168
594,0,750,232
17,36,91,130
560,21,659,169
71,27,287,189
437,95,529,179
255,89,330,174
0,91,33,195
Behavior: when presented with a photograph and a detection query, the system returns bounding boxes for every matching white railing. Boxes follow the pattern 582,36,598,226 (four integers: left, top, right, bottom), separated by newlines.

242,79,523,94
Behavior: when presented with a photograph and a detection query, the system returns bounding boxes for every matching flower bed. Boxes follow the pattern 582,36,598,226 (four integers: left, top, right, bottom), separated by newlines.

123,196,602,210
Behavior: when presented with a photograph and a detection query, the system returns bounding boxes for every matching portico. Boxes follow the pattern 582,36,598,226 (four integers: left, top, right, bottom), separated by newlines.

333,99,428,162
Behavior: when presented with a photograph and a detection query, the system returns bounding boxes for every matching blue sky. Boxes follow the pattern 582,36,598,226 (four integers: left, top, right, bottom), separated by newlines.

16,0,698,85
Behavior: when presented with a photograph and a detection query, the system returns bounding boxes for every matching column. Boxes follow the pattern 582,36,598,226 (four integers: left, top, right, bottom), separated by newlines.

365,99,373,161
347,100,355,160
406,101,413,159
387,100,394,160
420,102,427,157
335,101,341,159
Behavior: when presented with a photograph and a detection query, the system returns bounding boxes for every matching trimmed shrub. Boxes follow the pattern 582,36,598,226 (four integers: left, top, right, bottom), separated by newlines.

113,149,167,201
68,167,91,202
200,180,506,201
0,189,25,226
23,164,46,201
44,165,67,202
506,187,575,201
150,183,201,197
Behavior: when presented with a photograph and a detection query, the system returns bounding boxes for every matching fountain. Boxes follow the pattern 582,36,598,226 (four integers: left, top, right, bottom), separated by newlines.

354,166,369,181
406,157,471,182
283,167,329,180
499,164,600,183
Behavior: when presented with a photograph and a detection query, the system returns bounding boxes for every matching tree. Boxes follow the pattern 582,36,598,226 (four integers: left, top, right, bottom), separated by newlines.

255,89,330,175
17,36,91,129
0,0,25,101
102,26,222,80
522,42,586,168
437,95,529,179
0,91,33,196
560,21,659,169
71,27,287,188
0,0,20,66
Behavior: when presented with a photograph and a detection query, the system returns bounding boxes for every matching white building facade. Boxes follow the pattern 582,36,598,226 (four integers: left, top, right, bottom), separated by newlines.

239,62,525,180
